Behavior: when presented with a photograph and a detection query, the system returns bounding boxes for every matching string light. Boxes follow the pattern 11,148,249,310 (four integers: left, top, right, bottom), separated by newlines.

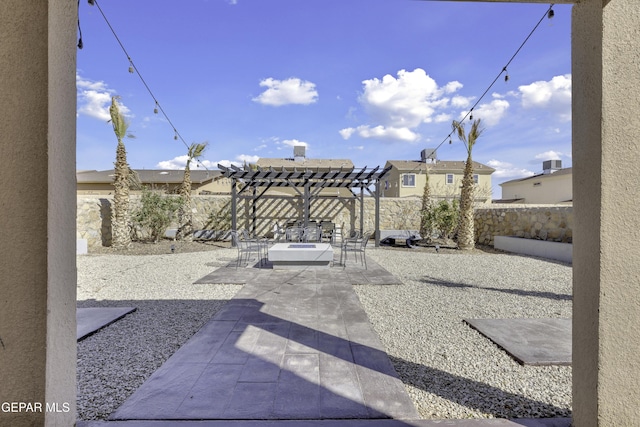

431,3,555,156
87,0,209,170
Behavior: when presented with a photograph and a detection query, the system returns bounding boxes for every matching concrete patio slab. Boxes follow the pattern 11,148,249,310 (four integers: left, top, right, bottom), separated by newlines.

464,318,571,366
79,416,572,426
77,307,136,341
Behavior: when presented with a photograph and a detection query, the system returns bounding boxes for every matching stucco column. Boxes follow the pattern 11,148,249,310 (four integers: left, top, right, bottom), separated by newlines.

0,1,77,426
572,1,640,425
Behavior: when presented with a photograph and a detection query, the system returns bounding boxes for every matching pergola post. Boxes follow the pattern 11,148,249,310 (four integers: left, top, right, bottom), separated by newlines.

230,177,237,245
359,184,364,236
375,179,381,247
303,181,310,227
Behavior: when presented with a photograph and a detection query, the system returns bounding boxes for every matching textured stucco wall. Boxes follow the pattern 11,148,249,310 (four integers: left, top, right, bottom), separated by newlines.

573,1,640,425
0,1,77,426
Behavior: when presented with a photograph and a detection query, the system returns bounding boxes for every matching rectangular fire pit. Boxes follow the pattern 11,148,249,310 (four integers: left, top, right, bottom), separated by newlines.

268,243,334,269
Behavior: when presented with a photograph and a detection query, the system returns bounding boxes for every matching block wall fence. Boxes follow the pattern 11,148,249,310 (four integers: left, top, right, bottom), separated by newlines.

77,195,572,247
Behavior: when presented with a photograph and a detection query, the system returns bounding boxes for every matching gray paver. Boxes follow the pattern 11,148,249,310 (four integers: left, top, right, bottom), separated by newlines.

464,318,571,366
77,307,136,340
80,418,572,426
111,252,419,421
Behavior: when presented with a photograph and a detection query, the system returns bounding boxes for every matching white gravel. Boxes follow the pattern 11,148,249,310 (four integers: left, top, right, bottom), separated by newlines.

77,246,572,421
357,247,572,419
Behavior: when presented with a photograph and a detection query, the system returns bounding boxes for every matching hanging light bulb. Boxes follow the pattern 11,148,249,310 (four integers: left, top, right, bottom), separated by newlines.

469,108,474,121
448,137,452,145
128,58,134,73
174,131,178,140
503,67,509,82
548,8,555,19
153,102,158,114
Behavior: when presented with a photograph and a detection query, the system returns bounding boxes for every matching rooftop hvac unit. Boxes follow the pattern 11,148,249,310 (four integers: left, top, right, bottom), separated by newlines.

543,159,562,173
293,145,307,160
421,148,437,162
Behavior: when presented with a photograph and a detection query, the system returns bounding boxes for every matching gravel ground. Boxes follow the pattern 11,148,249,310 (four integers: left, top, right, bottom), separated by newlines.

77,242,572,420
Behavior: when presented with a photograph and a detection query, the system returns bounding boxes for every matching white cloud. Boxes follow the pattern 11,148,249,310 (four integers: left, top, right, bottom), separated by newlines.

252,77,318,106
237,154,260,164
339,128,356,140
340,125,420,143
359,68,462,128
519,74,572,121
156,156,218,170
451,95,473,108
254,144,267,151
487,159,535,180
277,139,309,149
216,154,259,168
349,145,365,150
465,99,510,127
434,113,452,123
534,150,565,161
76,74,131,121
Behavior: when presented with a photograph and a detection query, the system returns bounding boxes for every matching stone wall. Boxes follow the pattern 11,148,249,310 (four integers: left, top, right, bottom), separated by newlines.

77,196,571,247
475,204,573,246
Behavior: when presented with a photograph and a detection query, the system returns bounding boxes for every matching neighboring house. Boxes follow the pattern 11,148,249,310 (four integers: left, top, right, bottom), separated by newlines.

498,160,572,204
76,169,228,195
255,146,356,197
382,150,495,203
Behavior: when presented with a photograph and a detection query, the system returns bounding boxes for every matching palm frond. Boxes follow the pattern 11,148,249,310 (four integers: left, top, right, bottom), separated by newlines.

109,96,130,142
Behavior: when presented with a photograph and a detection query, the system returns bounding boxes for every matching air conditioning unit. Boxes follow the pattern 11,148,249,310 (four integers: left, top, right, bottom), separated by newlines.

543,159,562,173
421,148,437,162
293,145,306,162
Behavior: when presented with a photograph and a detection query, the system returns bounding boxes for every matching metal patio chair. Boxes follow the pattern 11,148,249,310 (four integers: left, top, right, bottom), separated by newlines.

229,230,262,269
340,230,372,269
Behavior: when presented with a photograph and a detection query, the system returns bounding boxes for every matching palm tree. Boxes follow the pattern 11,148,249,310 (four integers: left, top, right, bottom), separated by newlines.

177,142,208,241
419,169,432,240
109,96,134,249
452,118,484,251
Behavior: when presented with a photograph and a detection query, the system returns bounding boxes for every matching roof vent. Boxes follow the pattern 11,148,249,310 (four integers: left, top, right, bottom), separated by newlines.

543,159,562,174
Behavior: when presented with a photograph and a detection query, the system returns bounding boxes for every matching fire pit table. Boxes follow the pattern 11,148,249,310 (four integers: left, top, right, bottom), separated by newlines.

268,243,334,269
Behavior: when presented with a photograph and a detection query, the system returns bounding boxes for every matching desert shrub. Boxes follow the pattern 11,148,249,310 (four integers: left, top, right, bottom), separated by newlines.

131,188,183,242
421,199,459,241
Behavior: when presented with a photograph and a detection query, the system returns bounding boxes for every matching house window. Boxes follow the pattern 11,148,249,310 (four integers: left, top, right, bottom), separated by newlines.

446,174,454,185
473,174,479,184
402,174,416,187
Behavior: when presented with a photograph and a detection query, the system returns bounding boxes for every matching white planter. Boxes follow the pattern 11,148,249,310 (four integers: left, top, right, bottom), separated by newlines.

494,236,572,264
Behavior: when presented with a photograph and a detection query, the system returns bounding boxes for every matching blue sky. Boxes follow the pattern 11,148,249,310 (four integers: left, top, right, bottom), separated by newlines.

76,0,572,198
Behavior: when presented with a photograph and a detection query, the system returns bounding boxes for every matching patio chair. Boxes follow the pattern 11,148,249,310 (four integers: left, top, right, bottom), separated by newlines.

340,230,372,269
302,225,322,243
240,229,269,264
229,230,262,269
320,221,335,244
285,227,304,242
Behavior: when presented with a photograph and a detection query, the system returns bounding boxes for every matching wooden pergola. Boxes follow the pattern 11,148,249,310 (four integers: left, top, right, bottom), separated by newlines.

217,163,391,246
